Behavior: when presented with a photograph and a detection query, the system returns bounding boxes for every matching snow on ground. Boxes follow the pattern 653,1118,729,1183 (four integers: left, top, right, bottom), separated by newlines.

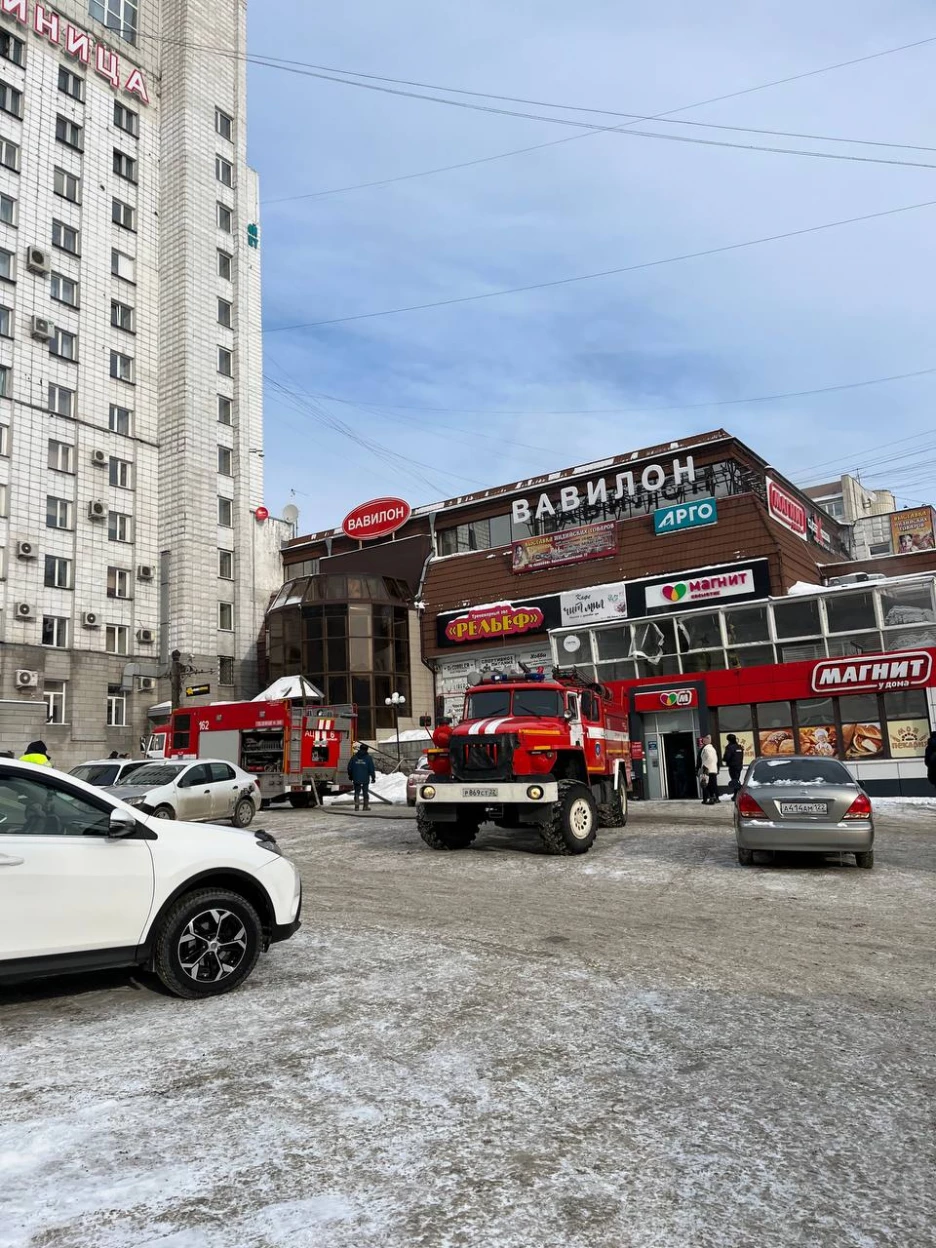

325,771,409,806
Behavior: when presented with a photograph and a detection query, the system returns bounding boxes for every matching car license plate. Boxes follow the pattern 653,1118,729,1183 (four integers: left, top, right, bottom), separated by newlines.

779,801,828,816
463,787,497,798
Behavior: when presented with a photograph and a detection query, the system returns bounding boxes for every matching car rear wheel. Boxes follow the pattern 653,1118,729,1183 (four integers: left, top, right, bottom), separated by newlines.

153,805,174,820
737,846,755,866
854,850,874,870
232,798,255,828
153,889,262,998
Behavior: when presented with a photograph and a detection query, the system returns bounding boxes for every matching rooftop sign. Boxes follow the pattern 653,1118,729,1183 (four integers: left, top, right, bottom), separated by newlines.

341,497,411,541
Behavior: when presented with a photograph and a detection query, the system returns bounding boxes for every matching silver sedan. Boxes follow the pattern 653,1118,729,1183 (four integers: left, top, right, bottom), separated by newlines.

734,755,874,869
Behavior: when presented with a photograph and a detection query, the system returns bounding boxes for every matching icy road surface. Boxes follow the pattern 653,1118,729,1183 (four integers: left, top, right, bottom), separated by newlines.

2,802,934,1248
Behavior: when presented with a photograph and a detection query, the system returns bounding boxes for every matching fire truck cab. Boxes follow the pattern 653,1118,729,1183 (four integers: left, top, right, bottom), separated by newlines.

151,699,356,807
416,668,631,855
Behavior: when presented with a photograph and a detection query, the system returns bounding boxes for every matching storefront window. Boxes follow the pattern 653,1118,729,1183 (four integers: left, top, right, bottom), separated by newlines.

595,625,631,661
825,591,877,634
689,649,727,672
725,605,770,645
716,705,754,766
678,612,722,651
635,655,681,678
772,599,821,639
756,701,793,757
826,634,883,657
727,644,775,669
597,660,636,680
883,690,930,758
880,581,935,629
839,694,883,761
884,626,936,652
796,697,837,757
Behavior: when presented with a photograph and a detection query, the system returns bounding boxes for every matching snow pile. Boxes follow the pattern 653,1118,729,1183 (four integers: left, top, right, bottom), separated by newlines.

378,727,432,745
325,771,409,806
253,675,323,702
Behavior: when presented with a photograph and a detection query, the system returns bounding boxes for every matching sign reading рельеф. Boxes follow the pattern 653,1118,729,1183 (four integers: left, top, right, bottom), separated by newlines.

510,456,698,524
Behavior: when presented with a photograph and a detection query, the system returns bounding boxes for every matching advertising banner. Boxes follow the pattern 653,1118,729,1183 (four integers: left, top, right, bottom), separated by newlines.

890,507,936,555
512,522,616,573
644,567,757,611
443,603,544,645
633,687,699,712
811,651,932,694
887,719,930,758
653,498,718,535
559,581,628,627
766,477,808,540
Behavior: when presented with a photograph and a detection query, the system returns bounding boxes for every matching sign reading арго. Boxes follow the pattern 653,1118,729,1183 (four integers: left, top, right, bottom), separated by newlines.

654,498,718,535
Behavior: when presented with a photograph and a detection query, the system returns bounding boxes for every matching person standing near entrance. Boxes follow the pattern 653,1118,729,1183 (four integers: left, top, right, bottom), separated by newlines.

347,742,377,811
698,735,719,805
722,734,745,799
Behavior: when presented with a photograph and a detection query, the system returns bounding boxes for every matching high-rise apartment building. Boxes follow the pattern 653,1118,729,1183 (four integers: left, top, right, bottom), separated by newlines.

0,0,283,765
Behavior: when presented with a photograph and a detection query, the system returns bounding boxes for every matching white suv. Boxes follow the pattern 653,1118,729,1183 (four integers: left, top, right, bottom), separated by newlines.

0,760,301,999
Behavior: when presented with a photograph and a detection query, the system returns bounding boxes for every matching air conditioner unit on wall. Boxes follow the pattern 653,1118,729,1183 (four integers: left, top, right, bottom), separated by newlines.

26,246,50,275
136,627,154,644
91,449,108,467
82,611,100,628
30,315,53,341
88,500,106,520
14,602,33,619
137,564,155,582
15,669,39,689
138,676,156,692
16,540,36,560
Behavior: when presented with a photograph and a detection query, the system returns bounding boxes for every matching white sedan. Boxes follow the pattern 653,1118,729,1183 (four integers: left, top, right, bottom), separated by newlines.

0,759,301,998
108,759,262,827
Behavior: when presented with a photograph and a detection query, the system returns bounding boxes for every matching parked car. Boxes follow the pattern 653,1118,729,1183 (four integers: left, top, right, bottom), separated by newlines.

107,759,262,828
70,759,150,787
0,758,301,998
406,754,432,807
734,755,874,869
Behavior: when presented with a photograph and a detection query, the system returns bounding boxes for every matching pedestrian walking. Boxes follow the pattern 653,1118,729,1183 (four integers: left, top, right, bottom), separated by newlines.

722,733,745,800
925,730,936,793
698,735,719,805
19,740,51,767
347,742,377,811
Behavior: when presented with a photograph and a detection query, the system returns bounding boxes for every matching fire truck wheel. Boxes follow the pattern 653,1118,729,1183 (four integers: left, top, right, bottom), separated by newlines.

597,783,628,829
288,793,313,809
416,807,479,851
232,798,255,828
540,781,597,855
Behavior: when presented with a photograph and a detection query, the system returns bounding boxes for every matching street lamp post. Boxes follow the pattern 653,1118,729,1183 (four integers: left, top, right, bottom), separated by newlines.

385,692,406,762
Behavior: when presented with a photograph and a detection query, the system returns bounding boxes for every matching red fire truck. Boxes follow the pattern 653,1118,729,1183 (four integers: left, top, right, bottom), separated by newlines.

416,668,631,854
146,700,357,807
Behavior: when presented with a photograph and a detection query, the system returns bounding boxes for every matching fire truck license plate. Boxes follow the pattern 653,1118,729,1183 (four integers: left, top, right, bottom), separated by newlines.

463,787,498,798
779,801,828,816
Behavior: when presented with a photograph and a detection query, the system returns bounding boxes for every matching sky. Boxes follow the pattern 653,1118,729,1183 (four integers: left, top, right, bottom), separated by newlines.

244,1,936,532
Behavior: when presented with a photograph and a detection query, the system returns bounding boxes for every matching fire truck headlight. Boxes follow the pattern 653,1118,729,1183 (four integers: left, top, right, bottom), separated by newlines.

526,785,545,801
420,785,437,801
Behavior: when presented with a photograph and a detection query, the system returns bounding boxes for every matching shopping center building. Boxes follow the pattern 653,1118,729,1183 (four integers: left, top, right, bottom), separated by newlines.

0,1,285,764
271,428,936,794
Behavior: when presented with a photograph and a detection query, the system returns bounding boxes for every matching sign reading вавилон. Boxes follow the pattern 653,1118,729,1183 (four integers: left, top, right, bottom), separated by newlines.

511,456,697,525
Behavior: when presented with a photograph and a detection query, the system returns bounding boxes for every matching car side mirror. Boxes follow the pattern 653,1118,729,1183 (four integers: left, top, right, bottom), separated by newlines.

108,808,138,839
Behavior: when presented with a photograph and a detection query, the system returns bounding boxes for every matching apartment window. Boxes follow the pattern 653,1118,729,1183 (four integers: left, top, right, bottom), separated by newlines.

217,298,232,329
53,220,79,255
0,80,23,118
55,116,84,151
111,249,135,281
217,395,232,425
44,555,72,589
217,250,232,280
215,155,233,187
216,202,232,233
106,685,127,727
0,423,8,454
51,272,79,308
108,511,132,543
0,480,7,516
58,66,84,101
109,404,131,435
0,248,12,281
215,108,233,141
113,150,137,183
0,193,15,225
42,616,69,648
47,385,75,417
0,364,9,397
54,167,80,203
217,496,232,527
217,347,232,376
0,138,19,172
110,350,133,382
44,680,66,724
109,456,133,489
48,439,75,473
0,31,25,67
113,101,139,137
218,549,234,579
106,623,129,655
46,496,73,530
89,0,138,46
219,655,235,686
217,446,233,476
111,300,134,332
112,198,135,230
107,566,131,598
50,328,78,361
0,305,9,337
218,602,234,631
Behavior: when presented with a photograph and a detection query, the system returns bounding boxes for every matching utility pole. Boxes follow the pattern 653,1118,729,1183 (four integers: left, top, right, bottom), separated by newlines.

170,649,183,710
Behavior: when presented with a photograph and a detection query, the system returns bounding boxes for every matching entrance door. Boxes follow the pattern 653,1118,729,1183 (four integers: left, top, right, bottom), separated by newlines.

661,731,698,800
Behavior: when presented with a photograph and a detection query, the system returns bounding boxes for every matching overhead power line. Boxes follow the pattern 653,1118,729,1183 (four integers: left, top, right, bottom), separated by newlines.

264,197,936,333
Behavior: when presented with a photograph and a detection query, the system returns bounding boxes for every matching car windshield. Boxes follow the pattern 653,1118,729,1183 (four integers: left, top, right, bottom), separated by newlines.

70,764,120,786
118,763,184,786
749,759,852,787
466,690,510,719
513,689,563,718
